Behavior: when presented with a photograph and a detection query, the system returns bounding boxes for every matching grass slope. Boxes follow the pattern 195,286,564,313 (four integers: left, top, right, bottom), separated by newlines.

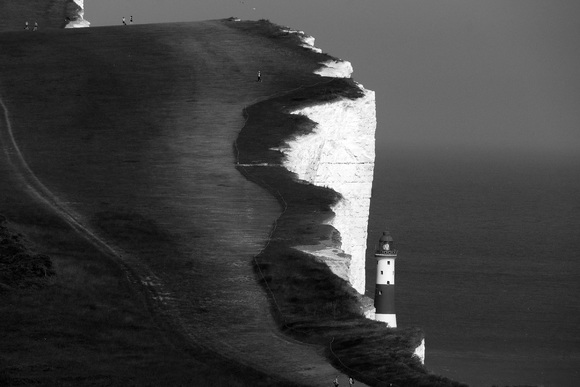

0,18,324,387
0,10,466,386
0,207,295,387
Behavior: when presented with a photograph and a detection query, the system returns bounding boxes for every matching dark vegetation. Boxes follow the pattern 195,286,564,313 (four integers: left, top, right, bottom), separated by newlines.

0,215,54,291
234,30,467,385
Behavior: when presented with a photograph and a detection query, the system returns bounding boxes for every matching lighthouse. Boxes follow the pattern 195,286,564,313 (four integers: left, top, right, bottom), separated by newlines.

374,231,398,327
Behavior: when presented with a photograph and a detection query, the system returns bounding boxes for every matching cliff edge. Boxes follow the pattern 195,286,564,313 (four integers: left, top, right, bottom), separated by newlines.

237,28,377,296
233,21,458,385
281,84,376,295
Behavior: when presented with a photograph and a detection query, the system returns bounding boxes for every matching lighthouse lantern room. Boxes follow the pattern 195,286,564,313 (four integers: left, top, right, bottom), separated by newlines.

374,231,398,327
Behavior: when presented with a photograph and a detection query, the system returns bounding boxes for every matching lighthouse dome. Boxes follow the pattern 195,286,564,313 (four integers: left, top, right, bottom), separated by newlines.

379,231,394,243
377,231,396,254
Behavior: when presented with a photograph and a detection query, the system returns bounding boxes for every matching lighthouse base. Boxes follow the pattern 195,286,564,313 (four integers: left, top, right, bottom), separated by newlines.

375,313,397,328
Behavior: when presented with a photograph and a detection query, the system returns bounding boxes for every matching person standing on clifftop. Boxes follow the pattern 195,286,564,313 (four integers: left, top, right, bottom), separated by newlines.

257,70,261,82
122,17,127,25
130,15,133,24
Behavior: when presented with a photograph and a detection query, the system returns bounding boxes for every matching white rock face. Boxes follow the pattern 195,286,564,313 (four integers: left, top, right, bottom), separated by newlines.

279,28,356,75
314,60,353,78
363,306,376,320
280,86,376,295
414,338,426,365
281,28,323,53
65,0,90,28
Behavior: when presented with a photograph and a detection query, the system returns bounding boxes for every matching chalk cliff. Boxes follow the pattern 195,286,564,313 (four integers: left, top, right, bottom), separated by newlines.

275,37,426,364
277,59,376,295
65,0,90,28
278,50,426,369
414,338,426,365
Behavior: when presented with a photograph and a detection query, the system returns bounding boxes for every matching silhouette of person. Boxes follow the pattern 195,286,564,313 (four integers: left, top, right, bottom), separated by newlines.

257,70,261,82
333,376,339,387
122,17,127,25
24,21,29,30
130,15,133,24
33,21,38,31
349,376,355,386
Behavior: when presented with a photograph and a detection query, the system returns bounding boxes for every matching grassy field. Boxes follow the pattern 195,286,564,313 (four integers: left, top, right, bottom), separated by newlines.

0,202,298,387
0,12,465,387
0,18,349,386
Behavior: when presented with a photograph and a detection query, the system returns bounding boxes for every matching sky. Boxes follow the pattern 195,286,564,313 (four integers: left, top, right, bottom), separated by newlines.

85,0,580,157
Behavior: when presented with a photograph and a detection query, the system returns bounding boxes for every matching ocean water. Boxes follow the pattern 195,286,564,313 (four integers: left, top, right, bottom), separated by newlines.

365,149,580,387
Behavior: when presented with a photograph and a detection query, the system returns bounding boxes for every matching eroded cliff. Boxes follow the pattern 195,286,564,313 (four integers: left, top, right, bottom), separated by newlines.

279,87,376,295
266,34,376,294
65,0,90,28
273,34,426,365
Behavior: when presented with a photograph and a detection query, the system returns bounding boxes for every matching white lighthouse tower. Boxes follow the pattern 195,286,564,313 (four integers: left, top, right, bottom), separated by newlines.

374,231,398,327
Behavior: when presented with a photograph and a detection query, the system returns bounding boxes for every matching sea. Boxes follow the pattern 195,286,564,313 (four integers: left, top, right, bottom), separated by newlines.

365,148,580,387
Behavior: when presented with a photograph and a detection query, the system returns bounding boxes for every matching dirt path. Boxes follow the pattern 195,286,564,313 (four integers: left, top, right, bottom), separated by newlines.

0,21,369,386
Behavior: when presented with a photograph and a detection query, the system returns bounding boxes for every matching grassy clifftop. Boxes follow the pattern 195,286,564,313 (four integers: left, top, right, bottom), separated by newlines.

0,8,464,386
0,17,324,386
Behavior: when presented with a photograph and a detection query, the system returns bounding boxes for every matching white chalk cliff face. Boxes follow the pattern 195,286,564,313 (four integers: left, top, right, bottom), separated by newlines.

65,0,90,28
414,338,426,365
281,28,323,53
314,60,354,78
279,62,376,295
293,30,354,78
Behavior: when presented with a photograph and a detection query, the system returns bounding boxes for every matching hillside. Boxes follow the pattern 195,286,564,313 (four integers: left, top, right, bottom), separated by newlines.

0,6,464,387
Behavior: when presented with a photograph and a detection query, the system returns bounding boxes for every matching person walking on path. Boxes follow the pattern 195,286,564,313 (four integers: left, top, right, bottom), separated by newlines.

333,376,340,387
257,70,261,82
24,21,29,30
349,376,355,386
33,21,38,31
122,17,127,25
